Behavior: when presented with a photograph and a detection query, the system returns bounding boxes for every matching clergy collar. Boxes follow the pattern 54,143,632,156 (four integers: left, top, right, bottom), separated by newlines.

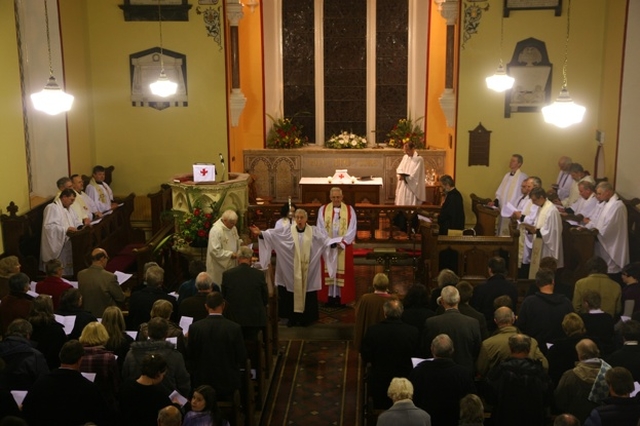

296,226,306,233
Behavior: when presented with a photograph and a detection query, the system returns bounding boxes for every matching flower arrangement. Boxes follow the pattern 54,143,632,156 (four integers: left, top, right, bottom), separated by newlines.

171,188,229,249
325,131,368,149
385,117,426,149
266,114,308,149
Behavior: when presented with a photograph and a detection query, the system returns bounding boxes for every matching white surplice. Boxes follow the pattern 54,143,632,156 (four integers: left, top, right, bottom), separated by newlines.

571,193,598,221
85,178,114,213
517,199,538,267
563,175,596,207
590,194,629,273
40,199,81,275
529,199,564,278
206,218,241,285
258,224,336,313
495,169,528,235
555,171,574,201
394,152,426,205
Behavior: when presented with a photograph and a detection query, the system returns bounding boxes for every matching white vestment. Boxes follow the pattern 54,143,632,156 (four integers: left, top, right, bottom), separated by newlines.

571,193,598,221
40,199,81,275
495,169,528,235
394,152,426,205
563,175,596,207
80,191,99,219
206,218,241,285
55,190,89,223
258,225,336,313
85,179,115,213
590,194,629,273
517,199,538,266
317,203,357,296
529,199,564,278
274,217,292,230
555,171,574,201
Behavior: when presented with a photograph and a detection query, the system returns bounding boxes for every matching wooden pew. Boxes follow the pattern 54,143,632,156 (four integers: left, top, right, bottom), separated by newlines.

470,193,499,236
622,196,640,263
420,222,519,287
147,183,173,235
560,221,598,285
68,192,142,279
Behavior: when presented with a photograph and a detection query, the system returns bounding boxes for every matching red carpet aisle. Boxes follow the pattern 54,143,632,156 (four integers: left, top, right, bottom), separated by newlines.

262,340,362,426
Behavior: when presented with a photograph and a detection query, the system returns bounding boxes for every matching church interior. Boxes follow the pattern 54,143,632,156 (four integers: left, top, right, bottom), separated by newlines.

1,0,640,424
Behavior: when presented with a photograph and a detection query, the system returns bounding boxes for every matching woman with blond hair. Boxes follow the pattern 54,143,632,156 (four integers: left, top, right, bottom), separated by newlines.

28,295,67,369
0,255,21,299
102,305,134,369
79,322,120,410
137,299,186,354
377,377,431,426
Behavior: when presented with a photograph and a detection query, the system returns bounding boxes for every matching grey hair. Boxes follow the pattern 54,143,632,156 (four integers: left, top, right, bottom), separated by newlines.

237,246,254,259
294,209,308,219
195,272,213,291
145,265,165,288
221,209,238,222
387,377,414,401
440,285,460,305
431,334,454,358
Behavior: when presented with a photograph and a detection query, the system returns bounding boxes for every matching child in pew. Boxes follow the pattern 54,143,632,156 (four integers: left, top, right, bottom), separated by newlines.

183,385,230,426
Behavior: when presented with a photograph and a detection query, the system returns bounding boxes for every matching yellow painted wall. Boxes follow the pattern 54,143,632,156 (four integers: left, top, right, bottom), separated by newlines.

0,0,30,253
598,0,627,185
456,0,618,226
59,0,229,196
229,5,265,173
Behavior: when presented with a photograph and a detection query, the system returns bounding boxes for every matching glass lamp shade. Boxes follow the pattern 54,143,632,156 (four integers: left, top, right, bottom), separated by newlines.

485,64,515,92
30,76,74,115
149,70,178,97
541,87,586,128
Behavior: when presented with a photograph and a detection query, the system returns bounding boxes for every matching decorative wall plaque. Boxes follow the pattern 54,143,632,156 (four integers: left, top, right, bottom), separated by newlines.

468,123,491,167
503,0,562,17
129,47,188,110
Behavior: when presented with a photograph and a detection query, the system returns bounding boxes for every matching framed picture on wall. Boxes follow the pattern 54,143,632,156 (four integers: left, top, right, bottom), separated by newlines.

503,0,562,17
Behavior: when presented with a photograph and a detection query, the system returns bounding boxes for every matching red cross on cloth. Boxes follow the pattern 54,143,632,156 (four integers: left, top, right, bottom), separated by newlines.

200,168,209,176
338,173,345,179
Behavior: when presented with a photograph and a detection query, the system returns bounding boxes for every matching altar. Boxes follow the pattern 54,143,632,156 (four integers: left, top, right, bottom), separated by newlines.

299,177,383,204
168,172,250,216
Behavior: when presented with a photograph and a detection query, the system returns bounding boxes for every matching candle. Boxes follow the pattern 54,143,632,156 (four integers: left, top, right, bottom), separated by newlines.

328,176,332,183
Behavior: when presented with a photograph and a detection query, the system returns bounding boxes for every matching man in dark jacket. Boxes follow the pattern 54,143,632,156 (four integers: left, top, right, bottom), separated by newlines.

222,246,268,339
128,265,177,330
361,298,419,409
179,272,214,323
410,334,476,426
516,268,574,352
0,319,49,391
437,174,465,235
606,320,640,382
584,367,640,426
470,256,519,332
486,334,553,426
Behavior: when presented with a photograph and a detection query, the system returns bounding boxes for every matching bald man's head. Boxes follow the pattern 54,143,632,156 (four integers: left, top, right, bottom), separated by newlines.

91,248,109,263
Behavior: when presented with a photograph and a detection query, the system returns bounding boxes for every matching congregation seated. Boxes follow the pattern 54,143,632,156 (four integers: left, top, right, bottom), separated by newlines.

0,273,34,336
55,287,98,340
353,272,393,351
22,340,116,426
554,338,611,423
361,299,419,409
410,334,475,426
122,317,191,397
119,353,173,426
0,319,49,391
27,295,67,370
35,259,73,310
79,322,120,412
376,377,431,426
400,284,435,336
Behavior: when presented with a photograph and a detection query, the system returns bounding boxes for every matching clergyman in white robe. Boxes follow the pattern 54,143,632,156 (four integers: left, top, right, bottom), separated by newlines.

528,195,564,279
85,178,115,213
206,215,242,286
254,213,336,325
587,192,629,274
394,146,426,206
40,197,81,276
494,159,528,236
